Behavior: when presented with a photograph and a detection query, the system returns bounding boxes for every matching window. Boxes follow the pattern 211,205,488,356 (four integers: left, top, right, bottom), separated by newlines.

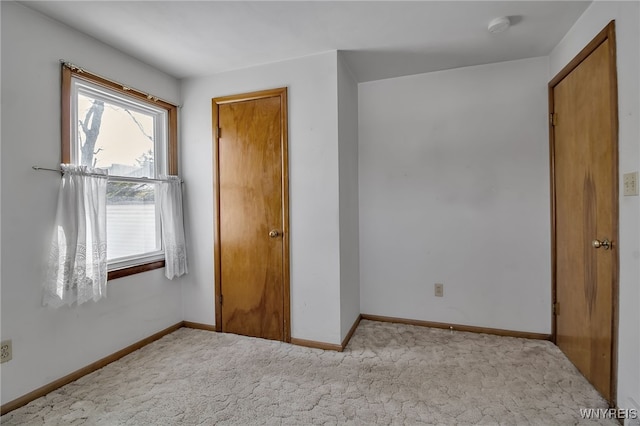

62,64,178,279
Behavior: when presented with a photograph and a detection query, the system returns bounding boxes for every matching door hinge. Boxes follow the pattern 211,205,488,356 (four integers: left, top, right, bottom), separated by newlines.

550,113,558,126
219,294,223,306
553,302,559,315
217,127,222,138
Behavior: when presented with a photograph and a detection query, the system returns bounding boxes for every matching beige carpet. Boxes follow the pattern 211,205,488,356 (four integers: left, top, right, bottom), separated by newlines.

2,320,615,425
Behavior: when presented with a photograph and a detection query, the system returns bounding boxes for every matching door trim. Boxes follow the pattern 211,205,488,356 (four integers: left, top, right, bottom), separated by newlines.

548,21,619,405
211,87,291,342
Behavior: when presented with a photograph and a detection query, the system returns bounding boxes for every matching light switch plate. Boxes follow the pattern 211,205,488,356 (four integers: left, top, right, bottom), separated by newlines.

623,172,639,196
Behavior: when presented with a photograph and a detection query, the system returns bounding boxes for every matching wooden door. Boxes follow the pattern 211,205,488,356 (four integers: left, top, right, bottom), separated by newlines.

550,22,618,404
212,88,290,342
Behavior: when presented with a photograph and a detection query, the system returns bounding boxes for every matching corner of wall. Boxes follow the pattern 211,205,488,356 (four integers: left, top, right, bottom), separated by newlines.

337,52,361,340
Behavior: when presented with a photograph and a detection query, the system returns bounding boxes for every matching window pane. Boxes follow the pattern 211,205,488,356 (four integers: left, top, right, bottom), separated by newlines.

66,71,176,276
77,92,156,177
106,181,160,260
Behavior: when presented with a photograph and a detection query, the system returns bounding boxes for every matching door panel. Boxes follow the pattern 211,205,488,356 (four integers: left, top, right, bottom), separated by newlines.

214,91,288,341
552,33,617,403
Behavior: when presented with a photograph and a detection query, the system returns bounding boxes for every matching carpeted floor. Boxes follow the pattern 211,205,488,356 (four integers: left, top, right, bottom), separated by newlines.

1,320,615,425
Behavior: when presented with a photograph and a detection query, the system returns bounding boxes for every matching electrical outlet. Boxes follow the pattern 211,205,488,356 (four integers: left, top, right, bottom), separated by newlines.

434,283,444,297
1,340,12,363
624,172,639,196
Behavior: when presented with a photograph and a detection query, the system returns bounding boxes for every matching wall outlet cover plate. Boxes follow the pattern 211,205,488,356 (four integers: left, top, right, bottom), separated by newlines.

1,340,12,363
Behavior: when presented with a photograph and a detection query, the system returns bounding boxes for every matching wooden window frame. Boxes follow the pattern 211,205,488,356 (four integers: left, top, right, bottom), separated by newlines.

61,65,179,280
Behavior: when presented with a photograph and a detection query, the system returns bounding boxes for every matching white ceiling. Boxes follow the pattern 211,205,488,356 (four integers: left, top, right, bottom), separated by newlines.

23,1,591,82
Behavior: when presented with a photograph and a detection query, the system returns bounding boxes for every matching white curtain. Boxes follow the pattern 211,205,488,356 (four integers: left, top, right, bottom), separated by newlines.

43,165,108,308
158,176,188,279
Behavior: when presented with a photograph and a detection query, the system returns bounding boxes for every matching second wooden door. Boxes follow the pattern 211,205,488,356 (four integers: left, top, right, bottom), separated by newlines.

550,23,618,403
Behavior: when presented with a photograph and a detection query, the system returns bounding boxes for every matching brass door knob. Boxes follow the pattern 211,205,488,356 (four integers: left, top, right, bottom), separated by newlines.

592,239,611,250
269,230,281,238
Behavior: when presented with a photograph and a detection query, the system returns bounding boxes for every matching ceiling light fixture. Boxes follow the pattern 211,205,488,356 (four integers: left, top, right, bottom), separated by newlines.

488,16,511,33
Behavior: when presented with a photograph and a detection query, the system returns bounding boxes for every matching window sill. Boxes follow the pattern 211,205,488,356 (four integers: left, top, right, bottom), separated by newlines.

108,260,165,281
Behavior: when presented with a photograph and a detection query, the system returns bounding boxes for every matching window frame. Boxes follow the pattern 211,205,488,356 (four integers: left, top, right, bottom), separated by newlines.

62,65,178,280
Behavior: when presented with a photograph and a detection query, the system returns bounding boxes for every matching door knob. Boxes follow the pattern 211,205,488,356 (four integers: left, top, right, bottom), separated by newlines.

269,230,281,238
592,239,611,250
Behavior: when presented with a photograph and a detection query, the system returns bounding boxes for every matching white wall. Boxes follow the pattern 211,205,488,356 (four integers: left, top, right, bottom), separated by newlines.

0,2,183,405
180,52,344,345
359,57,551,334
337,52,360,340
549,0,640,414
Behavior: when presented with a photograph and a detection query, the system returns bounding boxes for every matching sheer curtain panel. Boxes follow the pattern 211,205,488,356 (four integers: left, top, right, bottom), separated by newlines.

43,165,108,308
159,176,188,279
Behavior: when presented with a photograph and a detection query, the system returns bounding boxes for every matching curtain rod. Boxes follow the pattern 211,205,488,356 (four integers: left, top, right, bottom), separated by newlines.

60,60,182,108
32,166,183,184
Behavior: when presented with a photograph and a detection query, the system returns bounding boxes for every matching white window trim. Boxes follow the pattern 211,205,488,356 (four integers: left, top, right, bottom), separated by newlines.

70,76,169,271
